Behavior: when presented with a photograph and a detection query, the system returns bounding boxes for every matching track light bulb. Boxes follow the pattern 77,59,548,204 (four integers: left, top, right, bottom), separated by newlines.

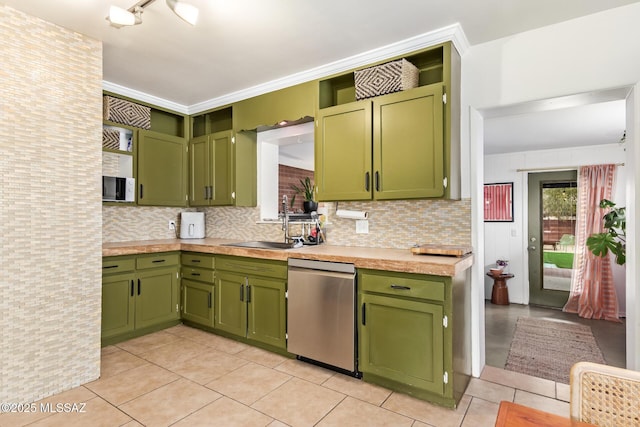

166,0,199,25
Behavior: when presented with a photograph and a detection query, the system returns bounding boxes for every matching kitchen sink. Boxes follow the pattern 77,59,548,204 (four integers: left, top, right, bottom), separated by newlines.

223,241,294,250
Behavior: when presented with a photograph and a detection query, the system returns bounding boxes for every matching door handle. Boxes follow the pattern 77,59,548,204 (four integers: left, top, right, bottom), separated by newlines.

375,171,380,191
130,280,134,297
137,278,141,295
365,172,370,191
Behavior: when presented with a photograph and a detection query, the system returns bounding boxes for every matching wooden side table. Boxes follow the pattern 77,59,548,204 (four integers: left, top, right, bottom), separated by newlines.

487,272,514,305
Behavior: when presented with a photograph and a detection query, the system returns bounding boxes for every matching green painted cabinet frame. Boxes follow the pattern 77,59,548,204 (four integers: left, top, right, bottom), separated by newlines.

181,279,215,327
316,84,444,201
189,131,234,206
137,129,188,206
102,253,181,346
215,256,287,350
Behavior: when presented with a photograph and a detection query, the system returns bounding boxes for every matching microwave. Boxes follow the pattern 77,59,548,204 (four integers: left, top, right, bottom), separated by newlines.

102,176,135,202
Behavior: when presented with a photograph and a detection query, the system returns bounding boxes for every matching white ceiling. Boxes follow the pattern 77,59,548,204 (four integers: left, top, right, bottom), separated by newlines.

3,0,635,154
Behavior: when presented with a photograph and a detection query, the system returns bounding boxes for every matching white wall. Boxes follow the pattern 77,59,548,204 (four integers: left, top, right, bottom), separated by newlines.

483,144,627,313
464,2,640,372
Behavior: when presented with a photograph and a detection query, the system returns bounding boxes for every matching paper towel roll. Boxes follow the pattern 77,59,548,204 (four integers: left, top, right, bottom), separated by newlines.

335,209,368,220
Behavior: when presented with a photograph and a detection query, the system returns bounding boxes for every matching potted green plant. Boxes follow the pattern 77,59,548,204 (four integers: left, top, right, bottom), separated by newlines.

586,199,626,265
291,176,317,213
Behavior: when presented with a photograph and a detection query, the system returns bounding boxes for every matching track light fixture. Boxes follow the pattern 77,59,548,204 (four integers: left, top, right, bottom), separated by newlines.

107,0,198,28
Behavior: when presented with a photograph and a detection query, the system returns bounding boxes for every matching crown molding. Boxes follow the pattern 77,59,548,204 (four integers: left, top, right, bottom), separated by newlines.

103,23,469,115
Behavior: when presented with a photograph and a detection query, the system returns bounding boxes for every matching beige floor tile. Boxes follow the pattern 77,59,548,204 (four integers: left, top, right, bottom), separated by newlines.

206,362,291,405
274,359,336,384
0,386,98,427
321,374,392,406
171,348,249,384
115,330,182,355
138,337,210,370
99,347,149,379
172,396,273,427
480,365,556,398
121,421,144,427
556,382,571,402
181,329,252,354
28,396,131,427
317,396,413,427
382,392,471,427
460,397,500,427
267,421,289,427
101,345,120,356
411,422,431,427
514,389,570,417
237,346,290,368
464,377,515,404
119,378,221,427
85,363,179,406
252,377,345,426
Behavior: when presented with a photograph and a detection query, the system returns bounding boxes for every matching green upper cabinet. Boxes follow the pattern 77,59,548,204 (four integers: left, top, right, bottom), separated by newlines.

190,106,256,207
189,131,234,206
137,129,188,206
234,82,316,131
315,101,372,201
373,85,444,199
315,42,460,201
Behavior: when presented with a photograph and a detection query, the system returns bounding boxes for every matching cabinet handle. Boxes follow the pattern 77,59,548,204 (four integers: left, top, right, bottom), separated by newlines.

191,259,201,263
365,172,370,191
240,284,244,302
152,259,165,263
247,285,251,303
191,272,201,276
361,303,366,325
130,280,134,297
208,292,212,308
103,265,118,269
390,284,411,290
204,187,208,200
137,279,141,295
209,186,214,200
139,184,143,199
375,171,380,191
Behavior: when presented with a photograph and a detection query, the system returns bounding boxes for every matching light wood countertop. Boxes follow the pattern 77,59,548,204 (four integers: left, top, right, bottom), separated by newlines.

103,239,473,277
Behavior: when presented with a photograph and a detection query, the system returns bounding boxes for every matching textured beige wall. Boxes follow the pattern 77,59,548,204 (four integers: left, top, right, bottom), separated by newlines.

103,199,471,248
0,6,103,402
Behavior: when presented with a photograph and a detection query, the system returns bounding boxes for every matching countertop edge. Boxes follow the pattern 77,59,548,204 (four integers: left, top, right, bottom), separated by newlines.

103,239,474,277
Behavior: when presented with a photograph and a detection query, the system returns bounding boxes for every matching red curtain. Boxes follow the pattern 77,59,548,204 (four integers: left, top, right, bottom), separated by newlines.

563,164,620,321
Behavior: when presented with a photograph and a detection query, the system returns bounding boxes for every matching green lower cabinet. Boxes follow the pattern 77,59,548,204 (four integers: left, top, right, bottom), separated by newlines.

215,270,247,337
358,268,469,409
215,256,287,350
101,272,135,340
359,293,444,395
101,253,181,346
135,267,180,329
246,276,287,349
181,279,214,327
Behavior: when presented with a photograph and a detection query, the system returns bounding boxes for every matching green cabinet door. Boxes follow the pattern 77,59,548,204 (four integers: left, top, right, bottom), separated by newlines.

373,85,444,199
315,100,372,201
102,273,135,340
246,276,286,349
188,131,234,206
215,270,247,337
189,135,210,206
135,267,180,330
182,279,214,327
359,293,444,395
211,131,234,206
138,129,187,206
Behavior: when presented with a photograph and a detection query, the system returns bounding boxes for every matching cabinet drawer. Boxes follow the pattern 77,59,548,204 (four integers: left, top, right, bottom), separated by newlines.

181,252,215,269
216,256,287,279
102,257,135,275
182,266,215,283
136,252,180,269
359,270,445,302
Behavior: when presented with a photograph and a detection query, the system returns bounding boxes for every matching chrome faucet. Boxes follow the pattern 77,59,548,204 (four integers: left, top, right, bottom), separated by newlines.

282,195,290,243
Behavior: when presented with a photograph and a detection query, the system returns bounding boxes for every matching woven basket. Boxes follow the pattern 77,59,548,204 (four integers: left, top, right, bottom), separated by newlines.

103,96,151,129
102,128,120,150
354,58,419,100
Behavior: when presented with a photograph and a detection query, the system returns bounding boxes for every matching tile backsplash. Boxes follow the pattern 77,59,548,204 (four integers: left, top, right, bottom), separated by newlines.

103,198,471,249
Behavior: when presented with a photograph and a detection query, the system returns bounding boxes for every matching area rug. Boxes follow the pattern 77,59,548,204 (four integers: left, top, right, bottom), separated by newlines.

504,317,607,384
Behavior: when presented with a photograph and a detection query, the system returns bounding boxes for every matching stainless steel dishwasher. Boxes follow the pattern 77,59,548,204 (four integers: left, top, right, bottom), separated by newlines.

287,258,358,375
